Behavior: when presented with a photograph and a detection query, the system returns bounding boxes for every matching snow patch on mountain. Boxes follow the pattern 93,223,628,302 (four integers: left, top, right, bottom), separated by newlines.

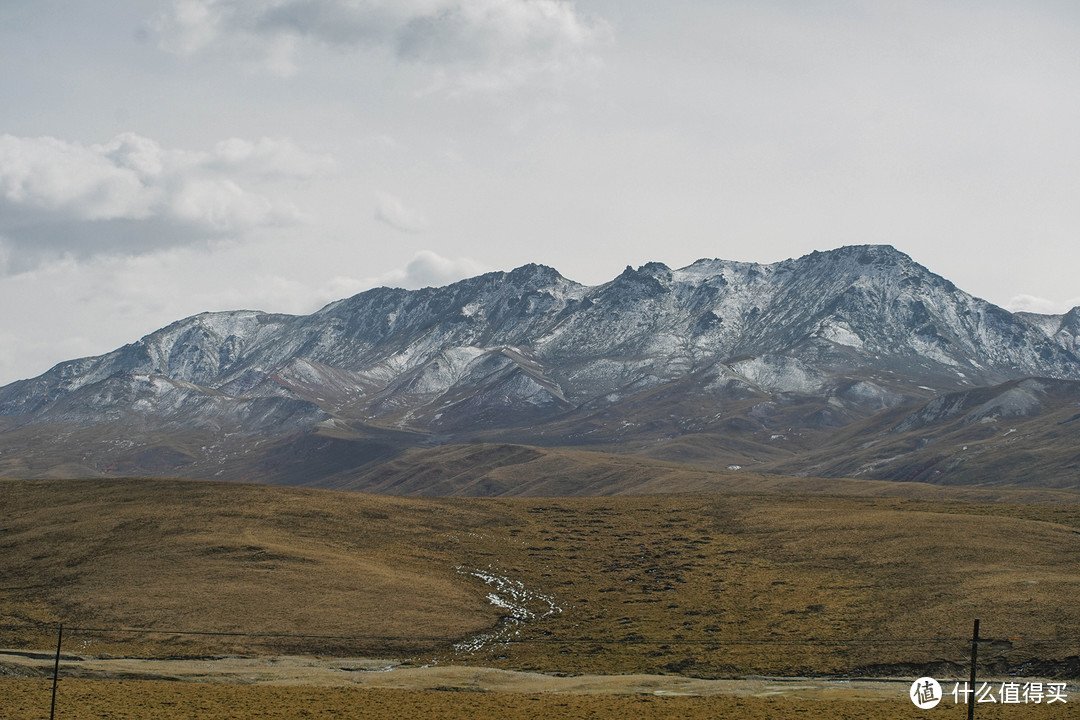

816,320,864,349
732,355,828,394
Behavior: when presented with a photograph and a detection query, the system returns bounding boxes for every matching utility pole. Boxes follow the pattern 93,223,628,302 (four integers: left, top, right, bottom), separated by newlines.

968,618,979,720
50,623,63,720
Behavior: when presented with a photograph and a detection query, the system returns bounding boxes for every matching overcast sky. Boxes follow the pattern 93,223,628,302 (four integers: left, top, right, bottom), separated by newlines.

1,0,1079,385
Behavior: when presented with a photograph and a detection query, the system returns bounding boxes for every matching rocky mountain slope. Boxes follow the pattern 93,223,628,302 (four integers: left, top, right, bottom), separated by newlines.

1,244,1078,488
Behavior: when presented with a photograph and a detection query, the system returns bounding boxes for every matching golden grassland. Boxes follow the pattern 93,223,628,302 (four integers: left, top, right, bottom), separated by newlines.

3,476,1079,678
4,678,1079,720
0,477,505,657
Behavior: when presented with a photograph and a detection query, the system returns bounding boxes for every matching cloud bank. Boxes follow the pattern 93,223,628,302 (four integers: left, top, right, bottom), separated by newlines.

0,133,333,268
154,0,609,89
322,250,488,302
1006,294,1080,315
395,249,487,288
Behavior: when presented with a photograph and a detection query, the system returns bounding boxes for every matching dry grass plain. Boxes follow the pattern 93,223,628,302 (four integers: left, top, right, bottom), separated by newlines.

6,677,1080,720
2,475,1080,717
10,677,1076,720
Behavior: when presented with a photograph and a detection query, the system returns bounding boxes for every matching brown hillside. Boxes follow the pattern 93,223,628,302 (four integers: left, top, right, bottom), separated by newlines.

2,477,1079,677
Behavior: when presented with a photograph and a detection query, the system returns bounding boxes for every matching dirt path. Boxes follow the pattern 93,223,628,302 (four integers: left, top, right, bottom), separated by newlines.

7,650,1070,702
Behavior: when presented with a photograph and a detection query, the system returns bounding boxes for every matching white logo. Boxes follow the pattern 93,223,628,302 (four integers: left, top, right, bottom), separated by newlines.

911,677,942,709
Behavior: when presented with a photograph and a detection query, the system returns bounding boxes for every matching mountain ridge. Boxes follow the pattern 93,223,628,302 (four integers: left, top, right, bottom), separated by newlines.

2,244,1078,489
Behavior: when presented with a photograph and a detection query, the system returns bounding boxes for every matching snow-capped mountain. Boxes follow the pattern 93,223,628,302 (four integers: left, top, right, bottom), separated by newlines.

1,245,1078,487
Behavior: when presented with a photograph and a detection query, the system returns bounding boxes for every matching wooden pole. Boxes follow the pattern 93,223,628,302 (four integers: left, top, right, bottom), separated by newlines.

50,623,63,720
967,618,979,720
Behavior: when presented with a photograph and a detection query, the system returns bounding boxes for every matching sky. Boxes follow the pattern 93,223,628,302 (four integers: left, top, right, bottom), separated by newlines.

1,0,1079,385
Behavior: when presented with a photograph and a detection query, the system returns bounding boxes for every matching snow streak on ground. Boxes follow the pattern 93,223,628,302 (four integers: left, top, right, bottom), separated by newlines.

454,566,562,653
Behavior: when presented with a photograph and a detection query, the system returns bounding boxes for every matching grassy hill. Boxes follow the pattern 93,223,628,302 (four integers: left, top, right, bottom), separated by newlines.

2,476,1079,677
328,442,1080,500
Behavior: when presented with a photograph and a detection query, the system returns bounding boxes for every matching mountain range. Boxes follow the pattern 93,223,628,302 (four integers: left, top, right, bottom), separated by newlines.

2,244,1078,490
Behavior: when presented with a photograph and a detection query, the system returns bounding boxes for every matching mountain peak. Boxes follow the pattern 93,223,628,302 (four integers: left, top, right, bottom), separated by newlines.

614,261,672,279
505,263,568,286
798,244,912,266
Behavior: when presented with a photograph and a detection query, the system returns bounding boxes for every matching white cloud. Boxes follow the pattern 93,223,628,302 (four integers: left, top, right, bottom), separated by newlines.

398,249,487,288
320,250,489,302
0,133,332,267
168,177,285,231
1005,294,1080,315
0,134,160,221
373,191,428,233
153,0,609,90
209,136,336,176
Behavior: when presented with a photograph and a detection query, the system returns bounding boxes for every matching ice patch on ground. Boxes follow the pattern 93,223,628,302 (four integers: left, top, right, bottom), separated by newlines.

454,566,562,653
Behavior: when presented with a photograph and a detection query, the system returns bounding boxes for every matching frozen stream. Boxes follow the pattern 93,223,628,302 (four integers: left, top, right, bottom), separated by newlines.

454,566,562,653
